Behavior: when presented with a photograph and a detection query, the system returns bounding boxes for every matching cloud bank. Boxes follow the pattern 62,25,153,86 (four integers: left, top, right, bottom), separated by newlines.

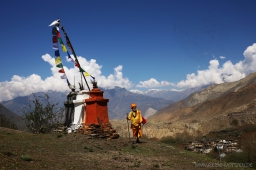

133,43,256,89
177,43,256,88
1,43,256,102
136,78,174,88
0,54,133,102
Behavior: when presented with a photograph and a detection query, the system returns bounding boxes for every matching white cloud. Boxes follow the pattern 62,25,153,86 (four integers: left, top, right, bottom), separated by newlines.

130,89,144,94
177,43,256,88
0,54,132,102
134,44,256,89
136,78,174,88
0,74,67,102
97,65,133,89
2,43,256,102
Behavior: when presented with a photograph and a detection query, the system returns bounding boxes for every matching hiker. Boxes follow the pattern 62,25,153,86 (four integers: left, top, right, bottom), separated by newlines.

127,103,143,143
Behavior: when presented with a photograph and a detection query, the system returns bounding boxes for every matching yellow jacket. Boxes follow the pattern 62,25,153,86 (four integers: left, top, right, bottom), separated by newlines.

128,110,142,126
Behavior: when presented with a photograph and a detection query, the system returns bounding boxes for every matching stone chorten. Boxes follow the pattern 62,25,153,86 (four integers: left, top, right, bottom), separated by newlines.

81,81,119,139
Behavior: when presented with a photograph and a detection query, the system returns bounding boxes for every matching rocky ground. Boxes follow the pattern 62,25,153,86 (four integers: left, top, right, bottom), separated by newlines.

0,127,245,170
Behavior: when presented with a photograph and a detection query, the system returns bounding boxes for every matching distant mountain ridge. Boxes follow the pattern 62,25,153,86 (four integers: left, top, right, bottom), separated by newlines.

0,83,218,127
96,86,173,119
1,87,174,120
131,86,208,102
1,91,67,117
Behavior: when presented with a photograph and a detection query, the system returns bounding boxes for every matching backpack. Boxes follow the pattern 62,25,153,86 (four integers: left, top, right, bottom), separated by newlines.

142,116,147,124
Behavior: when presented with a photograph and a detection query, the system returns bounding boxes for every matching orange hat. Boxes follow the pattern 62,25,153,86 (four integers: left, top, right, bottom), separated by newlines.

131,103,137,109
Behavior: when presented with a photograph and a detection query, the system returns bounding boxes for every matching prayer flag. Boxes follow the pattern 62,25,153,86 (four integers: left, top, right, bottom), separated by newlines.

67,51,71,59
67,51,75,62
61,44,67,52
90,75,95,80
55,56,62,65
52,36,58,43
84,72,90,76
56,63,63,68
60,74,67,79
79,68,85,72
67,79,71,86
52,27,57,35
69,57,75,63
49,19,60,27
58,68,65,73
53,43,58,50
58,37,64,45
75,62,80,68
57,31,61,37
54,50,60,57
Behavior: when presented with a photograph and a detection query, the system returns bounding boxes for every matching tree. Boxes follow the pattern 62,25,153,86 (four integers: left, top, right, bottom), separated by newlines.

21,93,64,133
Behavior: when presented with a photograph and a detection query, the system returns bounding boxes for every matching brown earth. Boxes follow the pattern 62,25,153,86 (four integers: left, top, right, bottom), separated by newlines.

150,83,256,124
0,127,243,170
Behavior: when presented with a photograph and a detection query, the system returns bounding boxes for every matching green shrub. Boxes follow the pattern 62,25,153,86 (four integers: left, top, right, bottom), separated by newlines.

21,93,64,133
21,154,33,161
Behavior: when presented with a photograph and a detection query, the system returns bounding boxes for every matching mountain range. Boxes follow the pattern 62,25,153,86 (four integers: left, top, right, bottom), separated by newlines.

1,85,204,121
131,85,207,101
101,86,173,119
1,86,189,120
1,91,67,117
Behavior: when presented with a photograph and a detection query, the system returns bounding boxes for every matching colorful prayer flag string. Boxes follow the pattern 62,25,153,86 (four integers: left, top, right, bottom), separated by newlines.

50,19,96,90
51,26,71,89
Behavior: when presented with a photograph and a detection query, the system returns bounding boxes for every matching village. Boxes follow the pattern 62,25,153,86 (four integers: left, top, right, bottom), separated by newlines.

183,138,242,159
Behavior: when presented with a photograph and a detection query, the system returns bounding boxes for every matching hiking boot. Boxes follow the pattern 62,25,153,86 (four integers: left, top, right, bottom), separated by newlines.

136,139,141,143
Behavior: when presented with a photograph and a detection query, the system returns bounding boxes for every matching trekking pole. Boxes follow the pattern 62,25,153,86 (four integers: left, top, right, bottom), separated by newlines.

126,113,131,142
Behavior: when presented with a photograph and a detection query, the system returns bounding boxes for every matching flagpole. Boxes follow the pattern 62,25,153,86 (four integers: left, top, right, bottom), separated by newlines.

58,20,90,91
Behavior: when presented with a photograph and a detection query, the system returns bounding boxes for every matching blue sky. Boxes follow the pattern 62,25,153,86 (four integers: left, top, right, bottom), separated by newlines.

1,0,256,102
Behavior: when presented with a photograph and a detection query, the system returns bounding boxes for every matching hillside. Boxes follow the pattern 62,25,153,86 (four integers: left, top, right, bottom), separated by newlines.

154,72,256,116
0,103,25,129
147,72,256,138
0,127,239,170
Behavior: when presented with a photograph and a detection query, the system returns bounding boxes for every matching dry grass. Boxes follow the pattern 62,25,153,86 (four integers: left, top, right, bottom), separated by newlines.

0,127,245,170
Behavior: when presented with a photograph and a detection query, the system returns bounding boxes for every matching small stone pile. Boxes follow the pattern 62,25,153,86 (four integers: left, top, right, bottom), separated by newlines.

79,123,120,139
53,123,119,140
